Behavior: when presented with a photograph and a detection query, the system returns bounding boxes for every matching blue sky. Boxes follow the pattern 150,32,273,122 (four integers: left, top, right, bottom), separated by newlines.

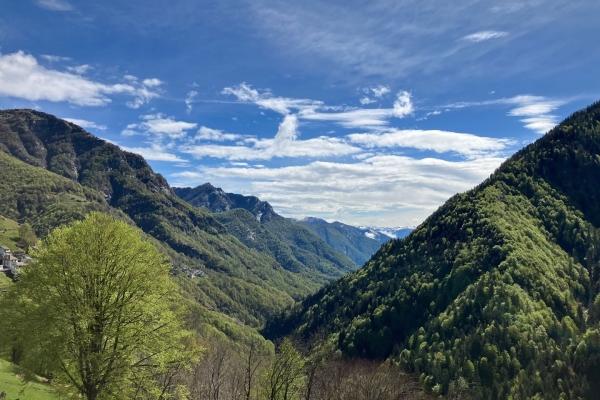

1,0,599,227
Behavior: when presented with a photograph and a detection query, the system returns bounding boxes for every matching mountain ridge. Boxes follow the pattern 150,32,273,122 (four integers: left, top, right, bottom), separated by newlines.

0,109,338,331
265,100,600,399
175,183,360,280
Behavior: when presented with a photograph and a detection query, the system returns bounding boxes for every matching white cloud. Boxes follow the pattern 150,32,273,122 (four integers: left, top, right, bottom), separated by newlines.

298,90,413,129
40,54,72,62
125,79,164,109
171,154,505,224
348,129,513,158
120,144,187,162
180,114,361,160
34,0,73,11
222,83,322,114
444,94,567,134
222,83,414,129
0,51,162,108
222,83,260,102
63,118,107,131
460,31,508,43
393,91,414,118
299,108,392,128
370,85,391,98
66,64,92,75
129,114,197,139
186,91,198,113
142,78,163,87
360,97,377,105
500,95,566,134
195,126,241,141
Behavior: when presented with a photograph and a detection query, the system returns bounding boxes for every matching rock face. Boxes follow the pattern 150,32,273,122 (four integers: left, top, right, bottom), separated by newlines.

0,109,174,208
174,184,275,223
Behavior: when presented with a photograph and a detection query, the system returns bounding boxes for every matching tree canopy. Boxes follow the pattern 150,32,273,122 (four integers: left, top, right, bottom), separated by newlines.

0,212,198,400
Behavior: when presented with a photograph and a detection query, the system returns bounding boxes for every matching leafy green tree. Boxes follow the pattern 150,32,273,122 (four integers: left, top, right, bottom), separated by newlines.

17,222,37,249
0,212,198,400
264,339,305,400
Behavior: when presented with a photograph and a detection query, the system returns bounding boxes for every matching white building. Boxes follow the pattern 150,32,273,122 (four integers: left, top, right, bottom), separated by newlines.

0,246,10,257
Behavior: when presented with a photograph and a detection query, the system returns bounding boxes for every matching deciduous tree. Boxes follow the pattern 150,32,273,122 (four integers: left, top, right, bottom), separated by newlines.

0,212,198,400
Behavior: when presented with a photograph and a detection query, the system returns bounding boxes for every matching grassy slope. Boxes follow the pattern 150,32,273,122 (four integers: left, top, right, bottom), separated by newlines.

0,215,23,252
266,101,600,399
0,359,59,400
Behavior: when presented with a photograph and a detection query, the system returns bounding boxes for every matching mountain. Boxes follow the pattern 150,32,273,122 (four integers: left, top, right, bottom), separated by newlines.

359,225,414,241
294,217,388,266
265,101,600,399
0,109,328,333
175,184,359,281
175,183,276,222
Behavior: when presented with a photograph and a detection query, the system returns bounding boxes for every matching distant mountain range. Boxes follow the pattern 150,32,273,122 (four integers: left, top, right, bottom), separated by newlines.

174,184,360,283
294,217,413,266
174,184,412,268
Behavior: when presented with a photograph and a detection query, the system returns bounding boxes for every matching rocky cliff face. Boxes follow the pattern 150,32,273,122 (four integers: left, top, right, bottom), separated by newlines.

174,183,276,223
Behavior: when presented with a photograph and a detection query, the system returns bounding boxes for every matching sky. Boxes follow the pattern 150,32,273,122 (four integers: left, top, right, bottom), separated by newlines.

1,0,599,227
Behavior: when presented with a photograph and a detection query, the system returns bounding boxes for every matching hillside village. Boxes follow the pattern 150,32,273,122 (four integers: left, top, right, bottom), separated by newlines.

0,246,31,273
0,216,33,275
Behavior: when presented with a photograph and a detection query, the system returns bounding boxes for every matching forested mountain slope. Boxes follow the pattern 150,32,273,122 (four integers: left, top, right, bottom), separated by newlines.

0,109,324,329
175,184,359,280
295,217,389,266
265,101,600,399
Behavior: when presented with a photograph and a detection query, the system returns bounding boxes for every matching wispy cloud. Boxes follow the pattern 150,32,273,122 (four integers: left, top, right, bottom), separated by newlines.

40,54,72,62
223,83,414,130
171,154,505,225
360,97,377,105
460,31,508,43
34,0,73,11
63,118,107,131
185,91,198,113
0,51,162,108
66,64,92,75
180,114,361,161
125,113,197,139
348,129,514,158
444,94,567,134
195,126,242,142
222,83,322,115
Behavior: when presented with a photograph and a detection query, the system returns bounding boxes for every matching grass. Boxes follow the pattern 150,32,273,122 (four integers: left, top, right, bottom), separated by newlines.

0,273,12,291
0,215,23,253
0,359,59,399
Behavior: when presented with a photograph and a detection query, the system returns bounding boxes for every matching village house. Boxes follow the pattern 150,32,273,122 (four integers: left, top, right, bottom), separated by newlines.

2,254,18,271
0,246,10,257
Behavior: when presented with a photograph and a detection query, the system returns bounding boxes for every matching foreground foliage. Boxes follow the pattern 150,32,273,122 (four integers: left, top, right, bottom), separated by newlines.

161,334,431,400
266,101,600,399
0,213,198,400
